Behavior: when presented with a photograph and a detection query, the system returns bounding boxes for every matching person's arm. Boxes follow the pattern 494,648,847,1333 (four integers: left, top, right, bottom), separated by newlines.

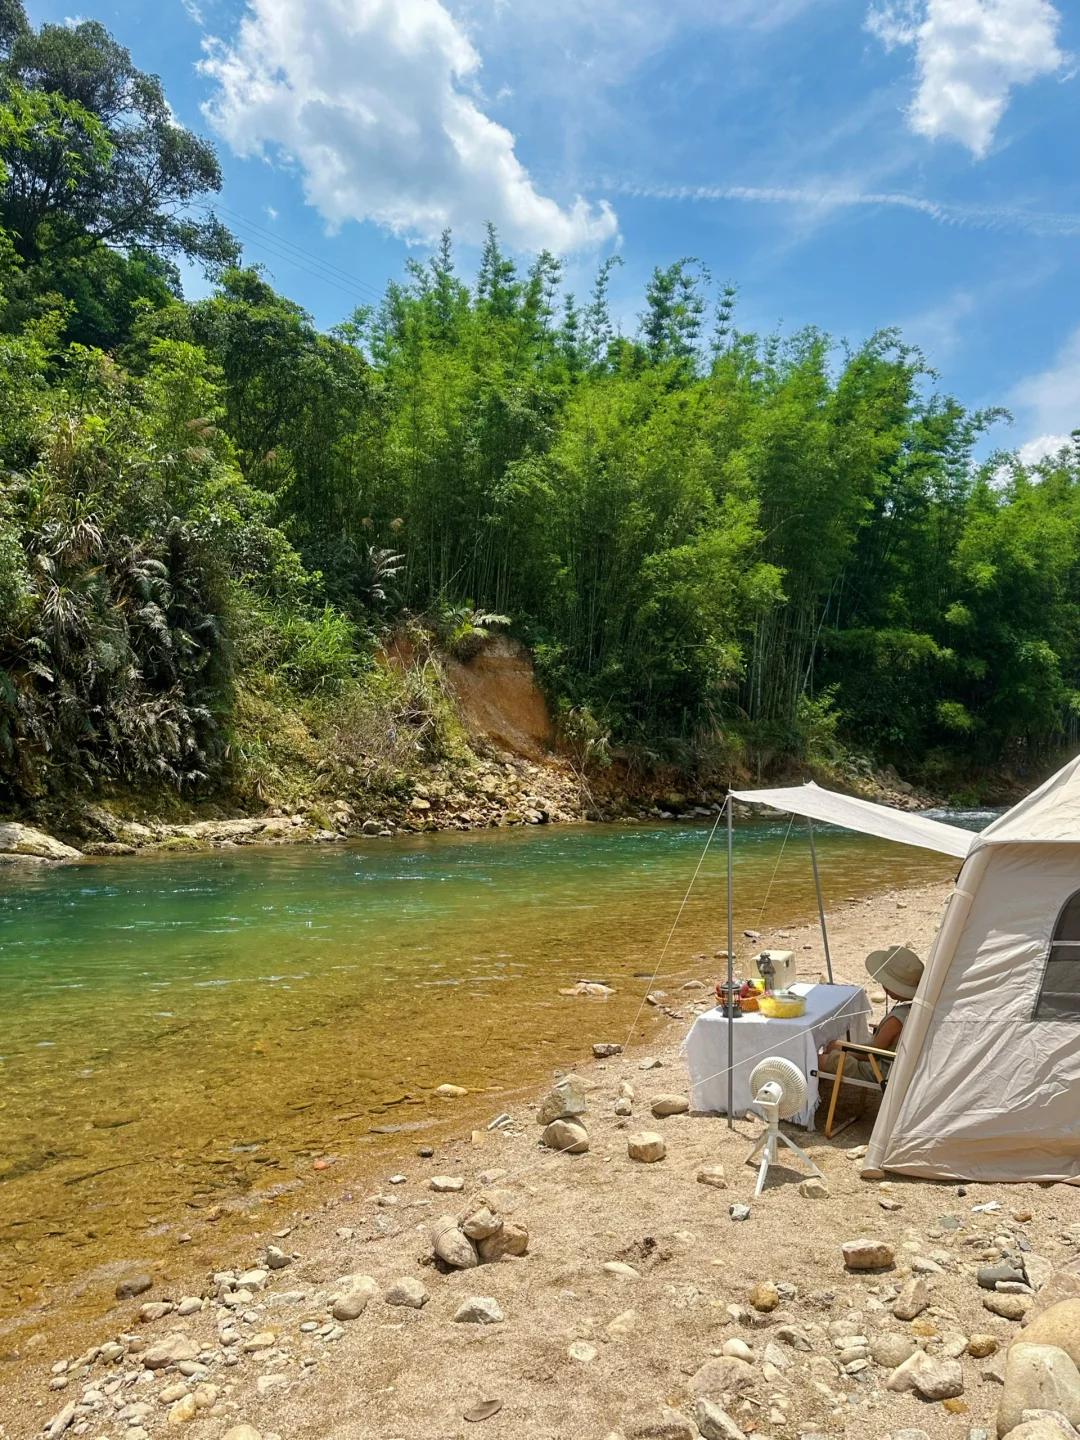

872,1014,904,1051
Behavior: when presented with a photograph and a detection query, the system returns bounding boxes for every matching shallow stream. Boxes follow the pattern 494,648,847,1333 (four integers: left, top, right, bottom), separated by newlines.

0,816,971,1321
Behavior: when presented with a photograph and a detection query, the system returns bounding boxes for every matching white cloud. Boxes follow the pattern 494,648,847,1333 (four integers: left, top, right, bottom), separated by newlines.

200,0,617,253
1011,326,1080,462
867,0,1065,157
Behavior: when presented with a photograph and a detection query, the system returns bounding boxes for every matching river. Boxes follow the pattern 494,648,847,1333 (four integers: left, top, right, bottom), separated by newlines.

0,815,973,1325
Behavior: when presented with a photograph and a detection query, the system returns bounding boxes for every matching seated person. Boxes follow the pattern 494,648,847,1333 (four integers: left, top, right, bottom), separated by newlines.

818,946,924,1083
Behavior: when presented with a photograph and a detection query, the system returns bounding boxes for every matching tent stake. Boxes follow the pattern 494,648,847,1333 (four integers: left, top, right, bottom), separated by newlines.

808,818,833,983
727,794,734,1129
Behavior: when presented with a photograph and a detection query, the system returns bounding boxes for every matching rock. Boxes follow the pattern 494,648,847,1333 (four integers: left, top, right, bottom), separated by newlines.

255,1375,287,1397
568,1340,598,1363
625,1408,697,1439
1030,1277,1080,1326
987,1293,1034,1321
981,1263,1028,1290
999,1344,1080,1436
0,822,81,861
167,1394,198,1425
453,1297,504,1325
435,1084,468,1097
911,1356,964,1400
697,1165,727,1189
332,1290,371,1321
887,1350,936,1393
116,1272,154,1300
749,1282,779,1312
619,1080,635,1099
763,1339,789,1369
593,1043,623,1058
872,1333,919,1368
650,1094,690,1117
893,1277,931,1320
729,1204,751,1222
431,1216,479,1269
242,1331,277,1352
44,1403,76,1438
775,1324,812,1351
627,1131,666,1163
842,1240,895,1271
723,1339,754,1361
603,1261,641,1279
142,1335,200,1369
138,1301,174,1322
385,1277,429,1308
689,1356,756,1397
638,1057,662,1070
971,1335,1001,1357
221,1430,262,1440
537,1074,588,1124
1004,1419,1080,1440
461,1207,502,1241
542,1118,589,1154
265,1246,292,1270
1025,1257,1056,1294
1022,1303,1080,1367
175,1297,203,1317
614,1097,633,1116
693,1398,747,1440
237,1268,268,1290
607,1308,638,1336
430,1175,465,1192
799,1177,830,1199
477,1221,528,1262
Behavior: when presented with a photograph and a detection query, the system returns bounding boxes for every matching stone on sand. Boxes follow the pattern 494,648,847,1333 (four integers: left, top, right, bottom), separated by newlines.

689,1356,756,1398
998,1344,1080,1437
697,1165,726,1189
453,1297,504,1325
430,1175,465,1192
477,1220,529,1262
842,1239,895,1270
693,1398,747,1440
650,1094,689,1117
871,1333,918,1369
627,1131,666,1163
385,1277,429,1308
798,1177,829,1199
461,1207,502,1241
537,1074,588,1124
116,1272,154,1300
542,1118,590,1154
431,1216,479,1269
749,1282,779,1313
893,1276,930,1320
1020,1301,1080,1368
987,1293,1033,1321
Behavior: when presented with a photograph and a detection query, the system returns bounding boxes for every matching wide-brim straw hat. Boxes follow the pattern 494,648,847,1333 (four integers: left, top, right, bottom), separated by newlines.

865,945,924,1000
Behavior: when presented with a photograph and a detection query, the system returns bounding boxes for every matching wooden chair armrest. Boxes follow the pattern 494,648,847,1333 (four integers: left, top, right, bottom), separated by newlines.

833,1041,896,1059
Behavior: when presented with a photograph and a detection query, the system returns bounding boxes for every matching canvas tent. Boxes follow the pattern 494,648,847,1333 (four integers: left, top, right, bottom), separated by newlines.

732,757,1080,1184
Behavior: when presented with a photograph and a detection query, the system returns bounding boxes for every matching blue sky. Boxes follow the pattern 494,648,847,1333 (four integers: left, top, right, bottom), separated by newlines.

33,0,1080,459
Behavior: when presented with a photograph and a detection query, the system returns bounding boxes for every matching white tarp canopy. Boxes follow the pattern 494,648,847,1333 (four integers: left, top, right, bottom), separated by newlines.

729,781,974,859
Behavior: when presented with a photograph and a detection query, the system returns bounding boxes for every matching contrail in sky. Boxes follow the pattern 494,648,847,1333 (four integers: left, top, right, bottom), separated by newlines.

602,180,1080,238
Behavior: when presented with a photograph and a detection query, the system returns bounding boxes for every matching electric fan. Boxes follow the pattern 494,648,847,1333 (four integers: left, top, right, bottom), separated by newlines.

745,1056,825,1196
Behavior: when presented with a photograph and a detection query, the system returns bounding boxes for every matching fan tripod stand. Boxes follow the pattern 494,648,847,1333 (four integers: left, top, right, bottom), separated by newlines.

745,1096,825,1196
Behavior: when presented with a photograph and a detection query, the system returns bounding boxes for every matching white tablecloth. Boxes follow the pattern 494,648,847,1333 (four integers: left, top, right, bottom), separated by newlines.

683,983,871,1129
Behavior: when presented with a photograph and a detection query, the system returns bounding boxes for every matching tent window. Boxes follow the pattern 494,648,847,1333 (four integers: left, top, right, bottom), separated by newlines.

1035,890,1080,1020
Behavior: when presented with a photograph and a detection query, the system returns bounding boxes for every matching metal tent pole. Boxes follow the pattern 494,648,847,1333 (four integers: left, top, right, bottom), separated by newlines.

727,795,734,1129
807,818,833,983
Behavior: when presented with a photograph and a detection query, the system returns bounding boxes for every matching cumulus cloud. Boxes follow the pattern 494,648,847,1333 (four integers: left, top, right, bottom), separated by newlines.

1011,326,1080,464
200,0,617,252
867,0,1065,157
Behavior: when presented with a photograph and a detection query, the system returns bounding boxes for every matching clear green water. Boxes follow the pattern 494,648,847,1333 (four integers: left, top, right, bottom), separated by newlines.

0,818,958,1315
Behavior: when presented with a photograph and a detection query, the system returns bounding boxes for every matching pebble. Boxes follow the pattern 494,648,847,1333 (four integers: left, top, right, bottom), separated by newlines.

638,1058,662,1070
842,1239,895,1270
142,1335,200,1369
892,1276,930,1320
477,1220,528,1262
167,1394,198,1425
697,1165,727,1189
138,1301,173,1322
799,1177,829,1199
603,1261,641,1279
749,1282,779,1313
418,1145,435,1158
461,1207,502,1241
729,1204,751,1222
650,1094,689,1117
614,1097,632,1116
692,1398,747,1440
429,1175,465,1192
385,1278,429,1308
979,1261,1026,1289
331,1291,370,1321
568,1340,598,1363
870,1333,918,1368
722,1339,754,1361
116,1273,154,1300
593,1043,623,1058
453,1297,504,1325
984,1292,1032,1320
542,1118,590,1154
175,1297,203,1316
627,1131,666,1163
435,1084,468,1097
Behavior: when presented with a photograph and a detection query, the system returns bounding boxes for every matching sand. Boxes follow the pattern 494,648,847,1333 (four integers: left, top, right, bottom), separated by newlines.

9,875,1079,1440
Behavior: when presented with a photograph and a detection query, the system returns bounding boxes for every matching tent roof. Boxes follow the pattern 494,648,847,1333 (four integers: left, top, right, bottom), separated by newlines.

973,753,1080,848
729,781,974,859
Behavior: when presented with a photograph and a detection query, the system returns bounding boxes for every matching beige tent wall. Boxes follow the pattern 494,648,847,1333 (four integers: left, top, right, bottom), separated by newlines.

879,842,1080,1182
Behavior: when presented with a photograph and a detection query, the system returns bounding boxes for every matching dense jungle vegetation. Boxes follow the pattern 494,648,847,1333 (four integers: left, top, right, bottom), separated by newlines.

0,1,1077,809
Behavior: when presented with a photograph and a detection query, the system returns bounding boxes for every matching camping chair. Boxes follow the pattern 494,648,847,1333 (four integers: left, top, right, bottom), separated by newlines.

812,1041,896,1138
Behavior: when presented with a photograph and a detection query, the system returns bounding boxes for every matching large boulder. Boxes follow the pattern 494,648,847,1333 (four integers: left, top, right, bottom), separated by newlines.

998,1345,1080,1437
1022,1302,1080,1366
0,822,81,862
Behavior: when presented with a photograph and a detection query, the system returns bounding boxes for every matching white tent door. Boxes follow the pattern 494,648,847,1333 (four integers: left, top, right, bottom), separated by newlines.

882,843,1080,1182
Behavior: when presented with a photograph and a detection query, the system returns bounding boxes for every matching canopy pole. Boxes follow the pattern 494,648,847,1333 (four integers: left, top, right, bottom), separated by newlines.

726,794,734,1129
807,818,833,983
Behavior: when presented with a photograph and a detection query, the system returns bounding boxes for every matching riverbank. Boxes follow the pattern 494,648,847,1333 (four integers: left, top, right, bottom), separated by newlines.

13,874,1075,1440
